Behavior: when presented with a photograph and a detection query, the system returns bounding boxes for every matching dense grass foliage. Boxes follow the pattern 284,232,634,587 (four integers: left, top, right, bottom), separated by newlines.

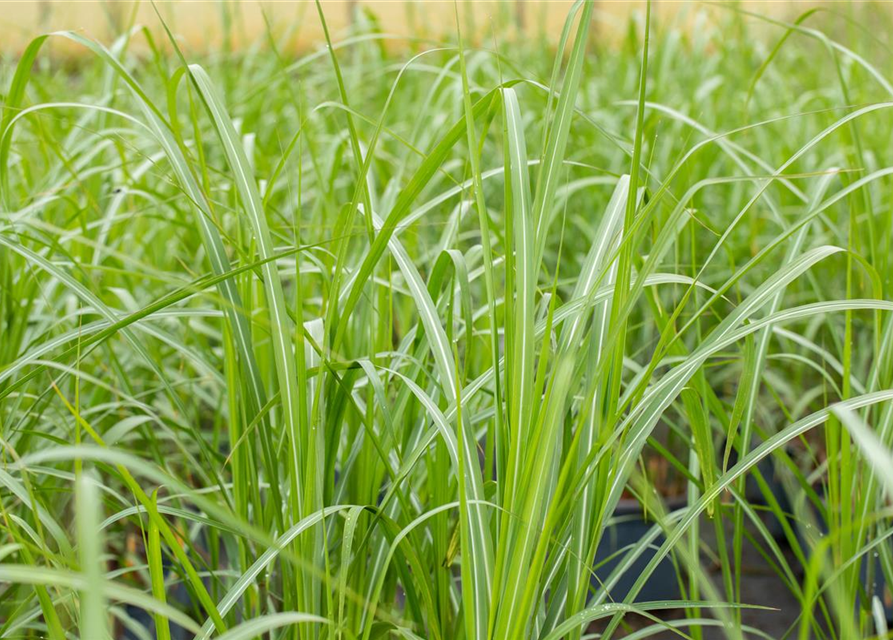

3,1,893,638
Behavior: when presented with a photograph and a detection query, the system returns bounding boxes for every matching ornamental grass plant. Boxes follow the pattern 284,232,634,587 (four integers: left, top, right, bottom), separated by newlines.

2,1,893,638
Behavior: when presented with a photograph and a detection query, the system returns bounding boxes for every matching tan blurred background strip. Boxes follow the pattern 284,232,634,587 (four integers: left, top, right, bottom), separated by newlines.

0,1,851,56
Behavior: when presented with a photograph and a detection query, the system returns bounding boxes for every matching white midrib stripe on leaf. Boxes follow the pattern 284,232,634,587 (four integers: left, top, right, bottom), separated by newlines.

496,191,629,636
135,100,271,454
563,177,629,348
190,65,303,510
494,7,596,624
368,209,492,590
566,177,628,611
504,87,534,501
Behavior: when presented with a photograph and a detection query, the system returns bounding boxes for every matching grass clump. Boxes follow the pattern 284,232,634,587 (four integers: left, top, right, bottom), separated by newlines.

2,1,893,638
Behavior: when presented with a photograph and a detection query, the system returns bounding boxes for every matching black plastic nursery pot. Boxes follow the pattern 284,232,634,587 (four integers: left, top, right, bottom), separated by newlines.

591,497,686,604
